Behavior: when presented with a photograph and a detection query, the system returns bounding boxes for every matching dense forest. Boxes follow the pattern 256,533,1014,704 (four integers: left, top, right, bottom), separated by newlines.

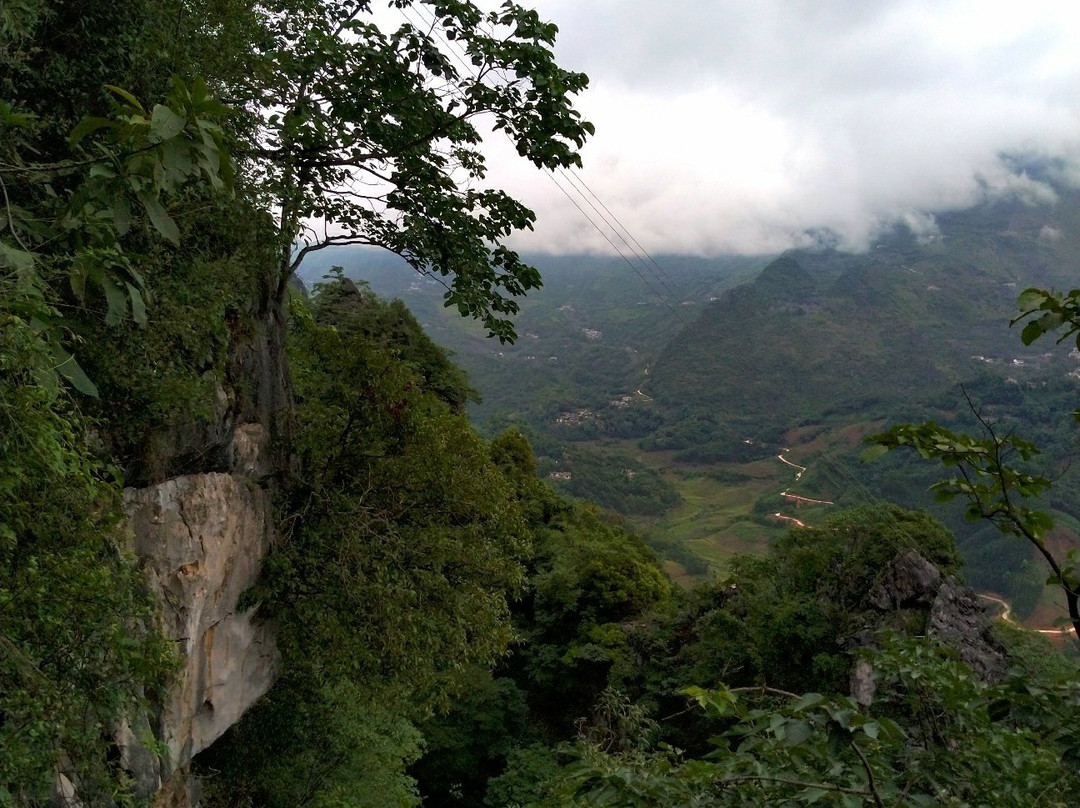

5,2,1080,807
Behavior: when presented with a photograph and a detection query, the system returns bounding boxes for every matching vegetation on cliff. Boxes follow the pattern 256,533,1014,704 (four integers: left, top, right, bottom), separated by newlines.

2,0,590,801
4,1,1080,807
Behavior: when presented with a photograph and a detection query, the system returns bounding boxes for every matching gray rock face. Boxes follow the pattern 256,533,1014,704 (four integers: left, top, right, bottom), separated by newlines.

868,549,942,610
863,549,1007,686
850,659,877,707
120,458,280,802
929,578,1008,683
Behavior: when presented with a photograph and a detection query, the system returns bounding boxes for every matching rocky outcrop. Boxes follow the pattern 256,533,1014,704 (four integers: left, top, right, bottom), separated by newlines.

118,424,281,805
868,549,942,611
124,292,291,487
929,577,1008,683
853,549,1008,703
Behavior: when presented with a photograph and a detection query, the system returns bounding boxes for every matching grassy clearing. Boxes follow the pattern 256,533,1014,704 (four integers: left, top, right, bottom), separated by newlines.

581,443,789,578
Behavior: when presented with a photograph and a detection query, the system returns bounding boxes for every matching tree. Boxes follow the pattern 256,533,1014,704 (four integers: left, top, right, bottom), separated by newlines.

870,285,1080,641
542,637,1080,808
2,4,240,800
196,282,534,805
232,0,593,340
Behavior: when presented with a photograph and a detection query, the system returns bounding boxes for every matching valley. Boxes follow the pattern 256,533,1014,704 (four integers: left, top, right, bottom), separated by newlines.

8,4,1080,805
304,183,1080,628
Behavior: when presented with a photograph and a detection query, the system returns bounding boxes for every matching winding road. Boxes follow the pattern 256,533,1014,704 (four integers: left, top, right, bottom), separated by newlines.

772,449,833,527
978,593,1072,637
771,451,1072,637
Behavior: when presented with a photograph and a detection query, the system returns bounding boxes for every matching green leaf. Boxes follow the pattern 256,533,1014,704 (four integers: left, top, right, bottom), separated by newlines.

89,163,117,179
112,199,132,236
1015,287,1048,312
859,443,889,462
126,282,147,326
0,241,35,275
0,101,36,128
1020,320,1044,346
791,692,825,712
102,277,127,325
50,346,98,397
103,84,146,113
68,262,88,302
784,719,813,746
137,192,180,244
69,115,118,144
149,104,187,143
160,139,195,185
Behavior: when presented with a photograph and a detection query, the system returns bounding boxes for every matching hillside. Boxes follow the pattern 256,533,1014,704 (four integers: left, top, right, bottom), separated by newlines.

317,186,1080,621
8,4,1080,807
298,251,763,426
648,192,1080,428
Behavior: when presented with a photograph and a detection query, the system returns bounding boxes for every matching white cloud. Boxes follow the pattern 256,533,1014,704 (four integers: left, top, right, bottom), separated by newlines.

471,0,1080,255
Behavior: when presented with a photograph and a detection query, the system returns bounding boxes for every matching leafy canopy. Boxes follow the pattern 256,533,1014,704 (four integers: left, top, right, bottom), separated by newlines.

237,0,594,340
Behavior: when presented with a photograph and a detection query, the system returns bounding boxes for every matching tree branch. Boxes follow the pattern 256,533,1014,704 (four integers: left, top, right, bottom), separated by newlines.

850,740,886,808
718,774,873,798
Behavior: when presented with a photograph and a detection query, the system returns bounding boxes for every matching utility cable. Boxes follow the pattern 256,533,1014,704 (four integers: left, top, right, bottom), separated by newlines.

393,3,694,325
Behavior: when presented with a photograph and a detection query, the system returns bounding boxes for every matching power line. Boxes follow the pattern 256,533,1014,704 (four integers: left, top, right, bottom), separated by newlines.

391,3,694,326
389,6,925,542
555,167,686,305
538,170,690,325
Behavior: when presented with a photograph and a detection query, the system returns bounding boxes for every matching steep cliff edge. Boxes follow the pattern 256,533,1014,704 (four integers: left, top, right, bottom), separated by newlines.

113,298,290,807
120,462,280,802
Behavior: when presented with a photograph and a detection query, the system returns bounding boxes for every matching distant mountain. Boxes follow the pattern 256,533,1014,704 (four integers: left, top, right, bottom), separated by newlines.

298,250,764,425
647,189,1080,429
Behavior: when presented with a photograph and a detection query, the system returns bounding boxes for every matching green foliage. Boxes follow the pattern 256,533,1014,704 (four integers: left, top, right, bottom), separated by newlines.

870,398,1080,638
505,502,672,735
0,4,267,802
1013,285,1080,351
73,195,273,477
237,0,592,339
410,667,531,806
254,287,528,706
645,535,710,577
0,313,174,804
628,505,962,712
1,0,596,804
541,637,1080,808
199,679,425,808
205,284,532,806
2,74,234,397
542,448,681,517
309,273,477,412
483,743,563,808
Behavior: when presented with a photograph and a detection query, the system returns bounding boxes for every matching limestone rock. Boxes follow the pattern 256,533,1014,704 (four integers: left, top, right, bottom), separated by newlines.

850,659,876,707
865,549,1007,687
868,549,941,610
121,468,280,798
928,578,1008,683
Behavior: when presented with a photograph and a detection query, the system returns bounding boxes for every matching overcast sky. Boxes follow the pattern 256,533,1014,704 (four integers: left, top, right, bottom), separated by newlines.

474,0,1080,256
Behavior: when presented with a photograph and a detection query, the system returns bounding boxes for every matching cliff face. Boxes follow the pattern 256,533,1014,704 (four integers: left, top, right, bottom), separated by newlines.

115,298,289,807
121,463,279,800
